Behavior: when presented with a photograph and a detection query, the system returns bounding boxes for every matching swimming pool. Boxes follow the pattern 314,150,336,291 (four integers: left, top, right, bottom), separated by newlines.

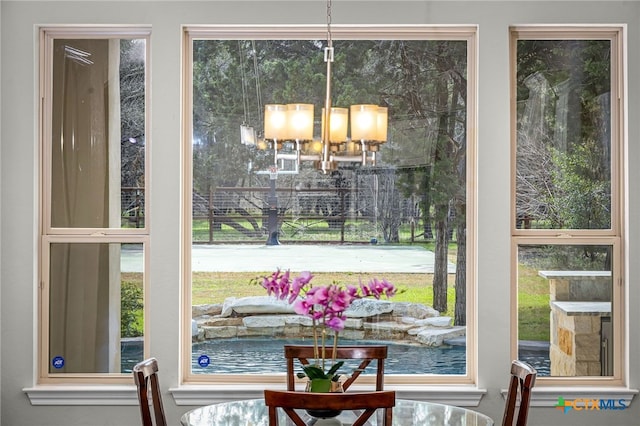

191,338,467,375
122,337,550,376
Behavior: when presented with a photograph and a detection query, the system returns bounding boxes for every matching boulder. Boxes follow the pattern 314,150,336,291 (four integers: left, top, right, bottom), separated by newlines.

415,316,452,327
345,299,394,318
415,326,466,346
391,302,439,319
192,304,222,317
221,296,296,317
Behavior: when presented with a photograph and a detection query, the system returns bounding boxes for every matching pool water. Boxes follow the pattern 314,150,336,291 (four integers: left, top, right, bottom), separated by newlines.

191,338,467,375
122,338,551,376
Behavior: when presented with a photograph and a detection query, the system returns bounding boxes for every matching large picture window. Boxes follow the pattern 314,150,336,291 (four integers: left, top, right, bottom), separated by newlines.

183,26,478,385
511,26,624,383
39,28,150,382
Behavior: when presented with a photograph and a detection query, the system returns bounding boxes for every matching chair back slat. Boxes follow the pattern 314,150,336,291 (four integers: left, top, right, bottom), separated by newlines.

264,389,395,426
284,345,387,391
502,360,537,426
133,358,168,426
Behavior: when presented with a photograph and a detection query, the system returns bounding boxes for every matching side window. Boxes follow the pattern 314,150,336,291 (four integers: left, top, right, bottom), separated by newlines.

511,27,624,382
40,29,149,382
183,27,478,385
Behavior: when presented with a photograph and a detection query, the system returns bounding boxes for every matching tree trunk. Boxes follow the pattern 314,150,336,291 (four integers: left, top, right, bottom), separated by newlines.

432,210,449,313
454,202,466,325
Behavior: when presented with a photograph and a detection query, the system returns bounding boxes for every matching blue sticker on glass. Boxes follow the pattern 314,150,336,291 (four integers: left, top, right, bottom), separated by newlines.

197,354,210,368
52,356,65,369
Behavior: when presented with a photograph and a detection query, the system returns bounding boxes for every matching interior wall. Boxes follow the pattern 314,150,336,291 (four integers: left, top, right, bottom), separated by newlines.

0,0,3,421
0,1,638,426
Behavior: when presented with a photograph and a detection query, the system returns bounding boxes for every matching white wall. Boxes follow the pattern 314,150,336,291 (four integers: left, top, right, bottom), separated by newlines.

1,1,639,425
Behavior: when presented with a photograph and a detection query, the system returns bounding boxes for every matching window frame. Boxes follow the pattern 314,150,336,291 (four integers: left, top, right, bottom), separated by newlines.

181,24,479,387
38,26,151,384
509,25,626,386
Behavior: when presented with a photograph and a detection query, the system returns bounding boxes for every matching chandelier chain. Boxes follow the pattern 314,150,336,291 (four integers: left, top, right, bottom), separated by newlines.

326,0,332,47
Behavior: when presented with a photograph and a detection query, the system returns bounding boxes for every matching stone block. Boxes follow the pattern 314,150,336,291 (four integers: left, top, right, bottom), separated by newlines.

391,302,439,319
229,296,297,315
243,315,287,328
344,318,364,329
557,311,574,331
415,326,466,347
407,326,429,336
192,303,223,317
588,361,602,376
551,279,569,301
340,329,366,340
558,327,573,355
550,345,574,376
415,317,452,327
575,334,600,361
574,316,594,334
203,326,238,339
200,317,243,327
364,321,413,332
284,315,313,327
575,362,591,376
346,299,394,318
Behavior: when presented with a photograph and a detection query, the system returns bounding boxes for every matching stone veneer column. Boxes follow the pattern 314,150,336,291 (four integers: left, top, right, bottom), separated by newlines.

539,271,611,377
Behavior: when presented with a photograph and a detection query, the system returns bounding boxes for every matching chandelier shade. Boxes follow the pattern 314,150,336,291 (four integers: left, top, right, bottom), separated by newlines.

321,107,349,143
264,104,288,140
259,0,389,173
287,103,314,141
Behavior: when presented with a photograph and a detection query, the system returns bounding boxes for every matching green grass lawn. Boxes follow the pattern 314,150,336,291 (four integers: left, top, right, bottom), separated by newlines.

192,266,550,342
517,264,551,341
123,252,551,342
194,271,459,319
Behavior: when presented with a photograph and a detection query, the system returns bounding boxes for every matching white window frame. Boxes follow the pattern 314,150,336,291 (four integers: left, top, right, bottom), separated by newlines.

37,26,151,385
509,25,626,387
179,24,480,399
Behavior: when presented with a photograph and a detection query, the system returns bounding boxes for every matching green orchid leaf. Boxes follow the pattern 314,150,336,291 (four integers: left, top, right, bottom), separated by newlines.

326,361,344,376
301,365,329,380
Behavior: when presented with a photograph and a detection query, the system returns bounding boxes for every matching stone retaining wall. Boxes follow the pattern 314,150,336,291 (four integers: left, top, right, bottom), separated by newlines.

192,297,466,347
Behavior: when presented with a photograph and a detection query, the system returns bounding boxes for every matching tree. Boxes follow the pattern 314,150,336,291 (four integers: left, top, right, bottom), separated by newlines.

515,39,611,230
119,40,146,187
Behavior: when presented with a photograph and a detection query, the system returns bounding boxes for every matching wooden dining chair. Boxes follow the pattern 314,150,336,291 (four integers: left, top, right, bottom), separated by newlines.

284,345,387,391
264,389,395,426
502,359,537,426
133,357,168,426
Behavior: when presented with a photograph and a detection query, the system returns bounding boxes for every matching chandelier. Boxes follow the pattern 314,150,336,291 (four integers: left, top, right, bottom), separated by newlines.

260,0,388,174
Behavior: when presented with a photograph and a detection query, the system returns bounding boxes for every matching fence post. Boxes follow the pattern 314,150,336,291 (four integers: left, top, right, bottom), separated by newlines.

340,188,345,243
208,187,214,244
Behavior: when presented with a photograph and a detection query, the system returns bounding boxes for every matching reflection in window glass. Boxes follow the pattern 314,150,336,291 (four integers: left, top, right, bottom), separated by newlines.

515,40,611,230
190,39,470,377
51,39,146,229
49,243,144,374
517,244,613,377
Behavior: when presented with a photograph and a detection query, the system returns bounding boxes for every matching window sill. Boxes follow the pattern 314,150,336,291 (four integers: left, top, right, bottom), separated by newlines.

23,385,138,406
506,386,639,407
25,384,637,407
169,384,488,406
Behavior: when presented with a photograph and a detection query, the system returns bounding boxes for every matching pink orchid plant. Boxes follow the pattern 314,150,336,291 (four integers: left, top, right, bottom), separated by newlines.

261,269,396,382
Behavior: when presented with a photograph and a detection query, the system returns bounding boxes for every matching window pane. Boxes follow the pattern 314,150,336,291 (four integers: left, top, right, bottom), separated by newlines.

517,244,613,377
49,242,144,374
515,40,611,230
190,39,469,377
51,39,146,229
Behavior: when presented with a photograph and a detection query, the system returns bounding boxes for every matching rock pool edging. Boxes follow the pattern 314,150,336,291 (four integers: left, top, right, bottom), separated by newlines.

192,297,465,347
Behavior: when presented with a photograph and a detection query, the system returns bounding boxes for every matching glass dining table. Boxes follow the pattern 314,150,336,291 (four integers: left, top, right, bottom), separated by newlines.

180,397,494,425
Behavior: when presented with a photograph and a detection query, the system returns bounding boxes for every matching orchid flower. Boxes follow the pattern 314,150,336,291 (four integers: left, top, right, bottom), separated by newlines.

259,269,396,381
